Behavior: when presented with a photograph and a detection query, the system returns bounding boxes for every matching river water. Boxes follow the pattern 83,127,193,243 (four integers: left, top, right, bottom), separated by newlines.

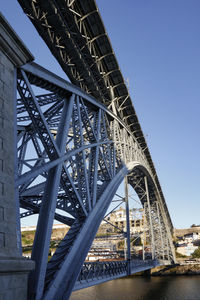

70,276,200,300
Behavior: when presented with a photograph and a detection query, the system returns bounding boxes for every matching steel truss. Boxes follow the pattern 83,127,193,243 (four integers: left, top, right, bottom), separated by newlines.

17,1,174,237
16,62,176,300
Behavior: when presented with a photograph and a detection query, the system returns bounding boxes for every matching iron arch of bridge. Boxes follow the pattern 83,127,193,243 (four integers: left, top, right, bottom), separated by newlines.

42,163,158,300
16,62,175,300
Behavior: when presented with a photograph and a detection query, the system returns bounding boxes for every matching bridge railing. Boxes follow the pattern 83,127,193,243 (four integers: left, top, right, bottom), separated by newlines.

74,260,127,290
73,258,161,291
78,261,127,281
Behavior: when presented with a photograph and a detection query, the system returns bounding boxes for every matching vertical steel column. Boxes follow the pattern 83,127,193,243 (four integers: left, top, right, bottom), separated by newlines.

156,201,165,260
144,176,155,260
124,238,127,260
125,176,131,275
142,243,145,260
110,86,117,115
155,190,176,263
142,208,146,260
167,238,170,261
29,95,74,300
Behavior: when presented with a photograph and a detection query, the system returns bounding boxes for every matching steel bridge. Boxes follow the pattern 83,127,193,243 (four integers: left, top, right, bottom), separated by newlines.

14,0,176,299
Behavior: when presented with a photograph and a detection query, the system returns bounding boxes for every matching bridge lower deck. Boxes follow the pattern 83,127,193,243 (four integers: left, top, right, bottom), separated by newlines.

73,259,168,290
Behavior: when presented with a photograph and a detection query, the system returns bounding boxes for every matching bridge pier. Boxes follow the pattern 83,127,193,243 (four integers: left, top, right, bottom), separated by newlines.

0,13,34,299
143,269,151,277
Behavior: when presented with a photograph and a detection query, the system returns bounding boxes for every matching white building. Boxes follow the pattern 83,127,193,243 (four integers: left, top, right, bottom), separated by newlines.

176,243,198,257
105,207,145,234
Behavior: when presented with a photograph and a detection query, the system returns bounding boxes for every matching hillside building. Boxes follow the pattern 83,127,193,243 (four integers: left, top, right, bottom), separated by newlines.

104,206,145,234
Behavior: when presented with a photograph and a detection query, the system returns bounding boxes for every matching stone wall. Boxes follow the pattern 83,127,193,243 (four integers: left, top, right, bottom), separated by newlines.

0,40,18,258
0,13,34,299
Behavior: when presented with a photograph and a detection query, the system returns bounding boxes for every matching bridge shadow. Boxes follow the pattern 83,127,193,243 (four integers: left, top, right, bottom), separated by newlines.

151,264,179,276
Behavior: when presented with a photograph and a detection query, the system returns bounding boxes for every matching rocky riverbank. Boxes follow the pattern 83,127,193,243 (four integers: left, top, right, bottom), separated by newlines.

151,264,200,276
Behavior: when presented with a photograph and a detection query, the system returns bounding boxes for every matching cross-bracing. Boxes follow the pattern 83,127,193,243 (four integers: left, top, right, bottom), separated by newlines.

15,1,176,299
16,63,175,299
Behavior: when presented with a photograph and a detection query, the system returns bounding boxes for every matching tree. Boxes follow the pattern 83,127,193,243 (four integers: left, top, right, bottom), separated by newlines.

191,224,197,228
191,224,200,228
192,246,200,258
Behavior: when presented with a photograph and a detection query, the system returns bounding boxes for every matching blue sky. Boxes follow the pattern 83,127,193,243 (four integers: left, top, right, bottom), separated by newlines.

1,1,200,228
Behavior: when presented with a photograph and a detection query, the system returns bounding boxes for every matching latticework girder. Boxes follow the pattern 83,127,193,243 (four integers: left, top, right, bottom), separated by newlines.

16,62,176,300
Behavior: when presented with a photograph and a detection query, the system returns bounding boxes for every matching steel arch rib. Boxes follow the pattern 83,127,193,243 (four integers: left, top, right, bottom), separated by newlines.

29,96,75,299
43,162,139,300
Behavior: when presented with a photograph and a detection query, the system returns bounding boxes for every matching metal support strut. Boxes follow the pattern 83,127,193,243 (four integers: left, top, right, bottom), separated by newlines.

144,176,155,260
125,176,131,275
